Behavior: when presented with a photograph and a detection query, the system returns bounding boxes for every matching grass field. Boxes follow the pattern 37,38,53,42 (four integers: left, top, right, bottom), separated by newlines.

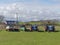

0,31,60,45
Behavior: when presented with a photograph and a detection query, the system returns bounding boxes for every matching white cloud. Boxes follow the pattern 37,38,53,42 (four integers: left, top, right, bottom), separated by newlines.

0,3,60,22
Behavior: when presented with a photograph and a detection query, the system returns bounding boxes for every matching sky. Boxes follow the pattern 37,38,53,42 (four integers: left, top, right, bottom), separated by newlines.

0,0,60,22
0,0,60,5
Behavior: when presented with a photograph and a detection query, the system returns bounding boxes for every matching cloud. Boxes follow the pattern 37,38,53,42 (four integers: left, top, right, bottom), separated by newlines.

0,3,60,22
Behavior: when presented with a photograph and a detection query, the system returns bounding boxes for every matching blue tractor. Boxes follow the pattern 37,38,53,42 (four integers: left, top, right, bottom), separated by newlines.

45,25,55,32
31,24,38,31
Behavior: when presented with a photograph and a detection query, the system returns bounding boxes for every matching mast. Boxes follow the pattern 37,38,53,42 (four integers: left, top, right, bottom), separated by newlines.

14,3,19,25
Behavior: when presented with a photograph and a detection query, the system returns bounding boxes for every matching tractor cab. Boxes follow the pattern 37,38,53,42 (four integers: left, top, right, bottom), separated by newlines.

25,24,32,32
20,25,26,31
45,25,55,32
31,24,38,31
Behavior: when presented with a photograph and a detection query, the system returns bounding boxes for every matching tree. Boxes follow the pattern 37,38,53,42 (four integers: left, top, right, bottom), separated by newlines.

0,15,4,23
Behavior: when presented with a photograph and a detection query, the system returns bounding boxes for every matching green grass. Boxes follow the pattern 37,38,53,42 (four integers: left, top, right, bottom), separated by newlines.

0,31,60,45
